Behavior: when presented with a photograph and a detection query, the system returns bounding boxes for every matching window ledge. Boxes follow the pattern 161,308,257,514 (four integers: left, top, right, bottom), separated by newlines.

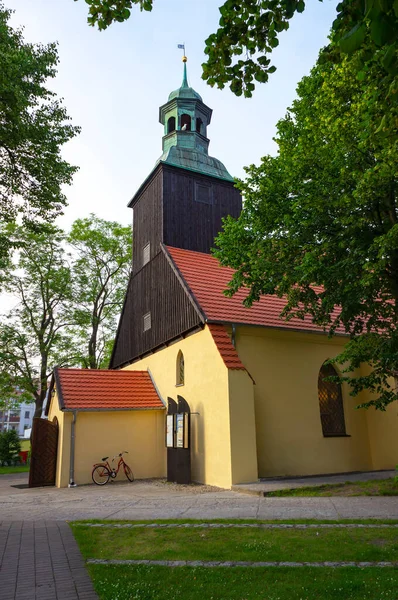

175,384,184,388
323,434,351,438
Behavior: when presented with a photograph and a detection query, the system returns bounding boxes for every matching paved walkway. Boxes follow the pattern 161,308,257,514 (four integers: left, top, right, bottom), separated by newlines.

1,473,398,521
0,472,397,599
0,521,98,600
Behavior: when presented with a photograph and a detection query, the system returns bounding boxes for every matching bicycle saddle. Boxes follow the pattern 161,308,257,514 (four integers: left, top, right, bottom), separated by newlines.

102,456,109,461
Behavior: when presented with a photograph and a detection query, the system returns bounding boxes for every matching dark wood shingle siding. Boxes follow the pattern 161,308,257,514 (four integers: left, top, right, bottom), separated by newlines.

110,251,202,368
132,168,163,275
162,165,242,254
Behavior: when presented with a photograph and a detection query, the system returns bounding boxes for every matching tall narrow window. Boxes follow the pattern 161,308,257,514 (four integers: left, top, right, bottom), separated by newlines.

196,117,203,134
143,312,151,332
143,242,150,266
176,351,184,385
318,363,346,436
180,114,191,131
167,116,175,133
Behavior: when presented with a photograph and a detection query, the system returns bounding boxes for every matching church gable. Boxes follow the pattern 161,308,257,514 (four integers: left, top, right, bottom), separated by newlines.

110,249,203,369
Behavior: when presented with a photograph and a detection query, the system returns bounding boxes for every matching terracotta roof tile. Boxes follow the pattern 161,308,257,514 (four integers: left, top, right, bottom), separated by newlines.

166,246,344,334
54,368,164,411
208,324,246,370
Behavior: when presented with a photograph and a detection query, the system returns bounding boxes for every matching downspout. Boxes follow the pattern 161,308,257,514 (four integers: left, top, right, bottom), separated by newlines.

68,410,78,488
231,323,237,348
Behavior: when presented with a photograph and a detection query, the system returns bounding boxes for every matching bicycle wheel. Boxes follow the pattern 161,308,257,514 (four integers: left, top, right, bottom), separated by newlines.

123,464,134,482
92,465,111,485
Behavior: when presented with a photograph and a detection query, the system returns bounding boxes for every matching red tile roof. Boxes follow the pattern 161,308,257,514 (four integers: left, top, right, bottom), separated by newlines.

166,246,344,334
208,324,246,370
51,368,165,412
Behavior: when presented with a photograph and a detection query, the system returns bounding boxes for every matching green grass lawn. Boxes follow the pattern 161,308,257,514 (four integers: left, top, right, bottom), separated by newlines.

71,520,398,600
71,523,398,563
0,465,30,474
87,564,398,600
266,478,398,497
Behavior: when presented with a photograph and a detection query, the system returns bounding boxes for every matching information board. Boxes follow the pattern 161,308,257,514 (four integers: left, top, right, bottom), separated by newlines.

166,415,174,448
176,413,184,448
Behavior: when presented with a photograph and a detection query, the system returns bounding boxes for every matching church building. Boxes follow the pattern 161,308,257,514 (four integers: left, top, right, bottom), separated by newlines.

44,60,398,489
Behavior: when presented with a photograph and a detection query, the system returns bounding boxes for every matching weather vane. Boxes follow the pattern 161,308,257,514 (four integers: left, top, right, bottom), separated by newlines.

177,43,187,62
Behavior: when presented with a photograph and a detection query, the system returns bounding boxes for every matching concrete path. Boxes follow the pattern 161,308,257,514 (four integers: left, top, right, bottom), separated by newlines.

0,521,98,600
1,473,398,521
232,469,398,495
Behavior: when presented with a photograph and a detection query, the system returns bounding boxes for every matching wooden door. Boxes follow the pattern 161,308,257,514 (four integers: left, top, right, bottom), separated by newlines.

29,417,58,488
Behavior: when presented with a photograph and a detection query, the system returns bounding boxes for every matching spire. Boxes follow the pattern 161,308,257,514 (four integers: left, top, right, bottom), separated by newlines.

181,56,188,88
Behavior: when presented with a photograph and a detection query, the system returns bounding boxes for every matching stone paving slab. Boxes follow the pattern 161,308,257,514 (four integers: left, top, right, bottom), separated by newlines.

0,522,98,600
74,522,398,529
87,558,398,568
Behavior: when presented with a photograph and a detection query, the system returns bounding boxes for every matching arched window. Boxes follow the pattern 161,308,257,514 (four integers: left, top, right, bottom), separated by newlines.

176,351,184,385
196,117,203,134
180,114,191,131
167,116,176,133
318,362,346,436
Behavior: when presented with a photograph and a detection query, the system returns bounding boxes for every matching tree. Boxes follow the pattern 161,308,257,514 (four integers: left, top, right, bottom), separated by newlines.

78,0,398,97
214,39,398,410
68,215,132,369
0,4,79,270
0,228,73,419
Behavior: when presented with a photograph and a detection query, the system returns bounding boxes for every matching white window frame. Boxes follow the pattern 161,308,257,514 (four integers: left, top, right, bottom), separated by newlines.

143,312,151,332
143,242,151,266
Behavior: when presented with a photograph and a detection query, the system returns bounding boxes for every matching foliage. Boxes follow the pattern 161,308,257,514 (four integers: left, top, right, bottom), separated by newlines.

68,214,132,369
0,227,73,420
214,40,398,409
77,0,398,97
0,429,21,466
0,4,79,269
0,217,131,417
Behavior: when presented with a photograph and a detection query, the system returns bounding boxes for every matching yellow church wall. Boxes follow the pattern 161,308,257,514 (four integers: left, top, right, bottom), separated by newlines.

234,326,373,477
47,391,71,488
362,369,398,470
125,326,257,488
228,369,258,484
72,409,165,485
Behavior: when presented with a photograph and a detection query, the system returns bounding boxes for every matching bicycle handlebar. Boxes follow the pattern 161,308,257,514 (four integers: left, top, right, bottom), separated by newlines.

111,451,129,462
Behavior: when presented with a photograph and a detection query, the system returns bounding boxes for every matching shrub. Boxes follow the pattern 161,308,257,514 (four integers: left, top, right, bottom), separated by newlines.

0,430,22,466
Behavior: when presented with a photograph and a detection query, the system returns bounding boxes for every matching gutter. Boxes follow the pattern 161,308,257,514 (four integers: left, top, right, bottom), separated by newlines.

68,410,78,488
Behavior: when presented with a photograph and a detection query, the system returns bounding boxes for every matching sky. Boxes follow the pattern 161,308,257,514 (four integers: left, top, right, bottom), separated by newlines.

8,0,339,231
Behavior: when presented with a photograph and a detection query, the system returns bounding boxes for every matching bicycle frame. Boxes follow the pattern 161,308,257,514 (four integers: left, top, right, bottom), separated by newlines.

93,452,127,478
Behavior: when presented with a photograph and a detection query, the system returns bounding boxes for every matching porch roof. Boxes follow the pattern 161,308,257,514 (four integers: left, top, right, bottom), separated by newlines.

47,368,165,413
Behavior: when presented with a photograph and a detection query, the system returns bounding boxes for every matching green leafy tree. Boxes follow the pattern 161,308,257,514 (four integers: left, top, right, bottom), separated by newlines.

77,0,398,97
0,429,21,465
68,215,132,369
0,228,73,420
0,4,79,270
214,41,398,410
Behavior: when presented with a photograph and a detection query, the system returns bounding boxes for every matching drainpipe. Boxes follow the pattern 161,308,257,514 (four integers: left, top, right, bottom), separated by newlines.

231,323,237,348
68,410,78,488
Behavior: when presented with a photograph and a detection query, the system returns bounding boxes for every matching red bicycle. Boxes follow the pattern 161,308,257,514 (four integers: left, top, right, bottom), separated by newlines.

92,451,134,485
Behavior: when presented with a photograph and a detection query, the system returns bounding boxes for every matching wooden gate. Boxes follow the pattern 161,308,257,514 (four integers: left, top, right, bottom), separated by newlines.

29,417,59,488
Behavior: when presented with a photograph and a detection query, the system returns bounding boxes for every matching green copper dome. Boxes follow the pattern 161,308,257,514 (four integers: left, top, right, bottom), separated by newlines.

168,61,202,101
157,60,233,182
